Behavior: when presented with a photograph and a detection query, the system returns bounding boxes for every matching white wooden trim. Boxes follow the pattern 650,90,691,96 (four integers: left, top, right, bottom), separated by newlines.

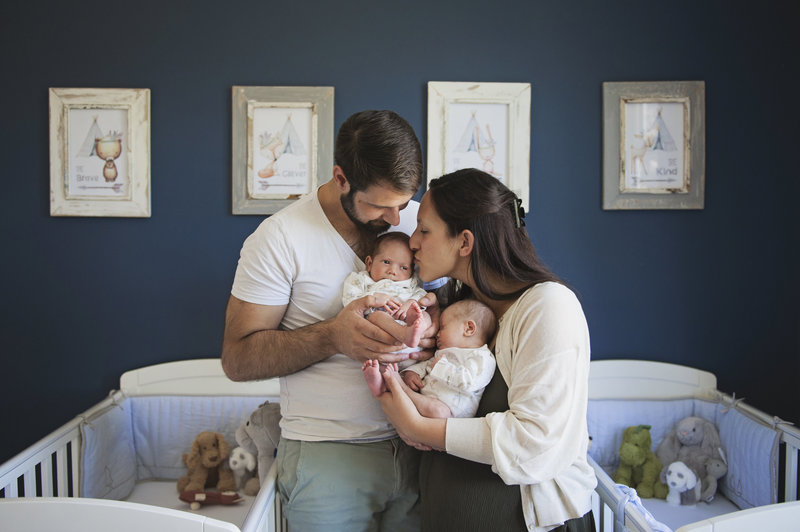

427,81,531,211
120,358,280,397
675,500,800,532
589,359,717,400
49,88,151,217
0,497,241,532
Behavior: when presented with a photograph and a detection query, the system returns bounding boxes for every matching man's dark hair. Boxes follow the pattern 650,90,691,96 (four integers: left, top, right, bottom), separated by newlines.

334,110,422,195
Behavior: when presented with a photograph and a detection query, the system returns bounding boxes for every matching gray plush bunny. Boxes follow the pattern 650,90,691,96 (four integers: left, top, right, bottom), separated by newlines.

656,416,727,502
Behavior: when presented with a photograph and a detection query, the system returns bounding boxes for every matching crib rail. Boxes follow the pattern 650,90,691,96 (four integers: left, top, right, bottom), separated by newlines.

714,390,800,504
241,461,287,532
0,426,80,499
0,392,121,500
591,455,659,532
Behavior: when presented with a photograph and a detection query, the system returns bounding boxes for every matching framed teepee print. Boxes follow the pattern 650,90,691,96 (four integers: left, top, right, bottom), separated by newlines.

49,88,151,217
232,86,334,215
427,82,531,211
603,81,705,210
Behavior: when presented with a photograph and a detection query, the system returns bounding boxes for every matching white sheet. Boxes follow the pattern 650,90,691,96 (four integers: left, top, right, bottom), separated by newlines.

122,479,255,528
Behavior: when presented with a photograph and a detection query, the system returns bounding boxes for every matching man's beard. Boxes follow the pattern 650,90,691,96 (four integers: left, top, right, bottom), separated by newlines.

341,190,391,234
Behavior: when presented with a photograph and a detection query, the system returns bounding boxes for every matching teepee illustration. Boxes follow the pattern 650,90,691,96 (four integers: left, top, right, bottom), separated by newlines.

648,108,678,151
280,114,306,156
454,111,495,153
76,116,105,158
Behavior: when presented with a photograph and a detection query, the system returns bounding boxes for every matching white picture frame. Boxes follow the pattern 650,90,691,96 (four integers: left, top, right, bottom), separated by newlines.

232,86,334,215
49,88,151,217
427,81,531,210
603,81,705,210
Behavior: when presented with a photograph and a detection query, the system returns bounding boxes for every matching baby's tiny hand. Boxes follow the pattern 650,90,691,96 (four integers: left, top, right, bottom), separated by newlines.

402,371,423,392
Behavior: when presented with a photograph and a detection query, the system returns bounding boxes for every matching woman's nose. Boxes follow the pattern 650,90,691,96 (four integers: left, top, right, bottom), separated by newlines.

409,231,419,250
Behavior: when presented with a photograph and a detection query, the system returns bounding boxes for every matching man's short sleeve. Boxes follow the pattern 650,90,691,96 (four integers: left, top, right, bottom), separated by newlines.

231,218,294,306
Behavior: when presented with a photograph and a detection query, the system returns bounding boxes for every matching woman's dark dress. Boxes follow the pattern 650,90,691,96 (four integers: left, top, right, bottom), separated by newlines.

419,367,595,532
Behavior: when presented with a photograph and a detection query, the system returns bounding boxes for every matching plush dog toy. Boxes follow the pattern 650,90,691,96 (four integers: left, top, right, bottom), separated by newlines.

656,416,727,502
612,424,668,499
664,461,701,506
229,446,258,496
177,431,237,494
235,401,282,494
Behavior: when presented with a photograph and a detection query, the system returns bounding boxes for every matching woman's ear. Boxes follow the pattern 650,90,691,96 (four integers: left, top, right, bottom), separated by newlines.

458,230,474,257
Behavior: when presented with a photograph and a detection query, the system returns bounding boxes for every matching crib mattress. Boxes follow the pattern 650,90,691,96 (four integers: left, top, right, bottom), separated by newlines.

639,496,739,531
123,480,256,527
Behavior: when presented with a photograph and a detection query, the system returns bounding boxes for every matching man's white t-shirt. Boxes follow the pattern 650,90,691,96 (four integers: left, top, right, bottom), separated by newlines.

231,190,419,442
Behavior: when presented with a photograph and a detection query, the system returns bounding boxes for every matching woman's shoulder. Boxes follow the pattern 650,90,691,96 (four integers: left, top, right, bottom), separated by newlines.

502,282,588,345
521,281,578,305
508,282,584,324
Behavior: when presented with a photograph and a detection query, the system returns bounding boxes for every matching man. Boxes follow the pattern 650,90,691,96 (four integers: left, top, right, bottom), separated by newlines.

222,110,433,531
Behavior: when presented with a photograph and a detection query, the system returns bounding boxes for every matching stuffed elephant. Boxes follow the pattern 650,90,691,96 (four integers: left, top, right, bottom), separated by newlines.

235,401,282,495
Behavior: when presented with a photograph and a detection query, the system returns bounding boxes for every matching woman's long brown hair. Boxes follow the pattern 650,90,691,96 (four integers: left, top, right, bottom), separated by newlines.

427,168,561,302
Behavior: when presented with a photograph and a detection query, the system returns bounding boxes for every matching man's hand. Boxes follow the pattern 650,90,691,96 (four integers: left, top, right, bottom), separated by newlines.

329,295,414,364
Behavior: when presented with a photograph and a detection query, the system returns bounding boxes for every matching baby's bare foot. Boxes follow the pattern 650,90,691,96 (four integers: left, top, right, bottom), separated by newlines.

362,360,384,397
403,316,425,348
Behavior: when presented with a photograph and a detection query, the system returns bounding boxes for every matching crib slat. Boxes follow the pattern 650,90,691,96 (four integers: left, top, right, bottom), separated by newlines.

40,455,54,496
5,479,18,498
22,469,36,497
69,435,80,496
55,446,67,497
786,445,798,502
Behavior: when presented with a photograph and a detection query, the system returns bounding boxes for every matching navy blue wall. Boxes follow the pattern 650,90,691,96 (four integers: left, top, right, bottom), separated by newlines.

1,0,797,463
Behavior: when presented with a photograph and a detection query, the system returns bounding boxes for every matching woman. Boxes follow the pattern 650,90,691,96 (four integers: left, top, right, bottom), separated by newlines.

377,168,597,531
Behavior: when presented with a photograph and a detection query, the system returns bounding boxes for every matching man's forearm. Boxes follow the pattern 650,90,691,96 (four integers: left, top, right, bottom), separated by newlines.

222,319,337,381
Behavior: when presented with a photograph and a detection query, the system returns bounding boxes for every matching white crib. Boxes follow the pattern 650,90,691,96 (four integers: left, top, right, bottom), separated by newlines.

0,359,286,532
588,360,800,532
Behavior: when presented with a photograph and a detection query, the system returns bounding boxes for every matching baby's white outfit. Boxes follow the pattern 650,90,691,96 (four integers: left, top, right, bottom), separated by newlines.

404,344,495,418
341,270,428,308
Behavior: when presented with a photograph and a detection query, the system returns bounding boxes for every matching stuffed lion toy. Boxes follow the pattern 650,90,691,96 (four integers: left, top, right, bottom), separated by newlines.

612,424,668,499
177,431,237,493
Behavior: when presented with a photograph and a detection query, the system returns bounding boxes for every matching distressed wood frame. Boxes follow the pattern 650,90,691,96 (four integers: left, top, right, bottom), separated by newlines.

603,81,705,210
427,81,531,211
49,88,151,217
232,86,334,215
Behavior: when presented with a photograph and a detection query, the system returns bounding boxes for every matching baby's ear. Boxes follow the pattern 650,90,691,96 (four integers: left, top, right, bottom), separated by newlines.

365,256,373,270
463,319,477,337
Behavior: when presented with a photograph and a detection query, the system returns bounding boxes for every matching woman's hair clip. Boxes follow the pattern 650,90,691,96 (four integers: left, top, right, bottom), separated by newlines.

512,197,526,228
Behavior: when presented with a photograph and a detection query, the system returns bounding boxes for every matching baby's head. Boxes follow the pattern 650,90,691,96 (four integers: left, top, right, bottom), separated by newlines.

436,299,496,350
365,232,414,282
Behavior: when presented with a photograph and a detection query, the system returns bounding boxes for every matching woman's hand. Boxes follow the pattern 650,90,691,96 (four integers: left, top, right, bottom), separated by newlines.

377,366,447,450
397,430,434,451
